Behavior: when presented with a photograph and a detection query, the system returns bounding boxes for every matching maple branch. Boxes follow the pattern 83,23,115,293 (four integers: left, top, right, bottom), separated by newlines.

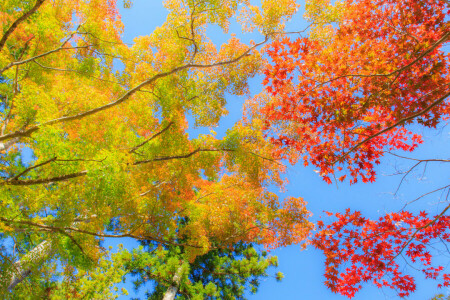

0,147,275,186
134,148,216,164
269,22,320,37
55,157,106,163
91,49,139,65
389,203,450,264
175,6,198,63
0,0,46,52
77,30,132,46
0,36,268,142
307,31,450,92
32,60,120,86
5,156,102,184
134,147,278,165
129,122,174,153
177,183,240,215
246,150,283,165
24,223,90,260
334,90,450,164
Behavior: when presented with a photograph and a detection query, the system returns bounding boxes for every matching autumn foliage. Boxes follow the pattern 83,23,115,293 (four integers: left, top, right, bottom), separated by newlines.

261,0,449,184
260,0,450,297
1,0,449,297
313,209,450,298
0,0,311,297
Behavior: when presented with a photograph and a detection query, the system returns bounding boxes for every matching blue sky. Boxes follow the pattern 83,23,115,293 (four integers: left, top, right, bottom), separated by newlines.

109,1,450,299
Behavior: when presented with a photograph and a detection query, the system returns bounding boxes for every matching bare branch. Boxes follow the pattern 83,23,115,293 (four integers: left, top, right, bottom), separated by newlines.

400,184,450,210
387,152,450,163
394,161,421,195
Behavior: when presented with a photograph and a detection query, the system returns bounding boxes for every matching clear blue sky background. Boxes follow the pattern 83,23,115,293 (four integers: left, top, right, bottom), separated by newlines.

106,1,450,299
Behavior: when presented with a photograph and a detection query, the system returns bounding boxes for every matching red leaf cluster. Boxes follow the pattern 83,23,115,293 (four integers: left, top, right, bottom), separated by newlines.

261,0,449,184
313,209,450,298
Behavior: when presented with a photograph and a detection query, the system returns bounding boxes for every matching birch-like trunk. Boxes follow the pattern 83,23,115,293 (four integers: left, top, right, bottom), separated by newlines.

162,265,184,300
6,239,53,291
4,214,95,292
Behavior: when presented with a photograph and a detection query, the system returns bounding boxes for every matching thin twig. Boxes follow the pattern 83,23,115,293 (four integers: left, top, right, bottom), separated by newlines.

10,157,57,181
400,184,450,210
129,122,173,153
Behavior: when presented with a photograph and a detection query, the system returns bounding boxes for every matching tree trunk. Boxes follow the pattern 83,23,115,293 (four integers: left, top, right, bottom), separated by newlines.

7,239,53,291
162,265,183,300
4,215,95,291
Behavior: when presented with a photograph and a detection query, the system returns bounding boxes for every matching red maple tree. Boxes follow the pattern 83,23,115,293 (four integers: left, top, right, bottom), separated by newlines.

261,0,449,184
313,209,450,298
258,0,450,297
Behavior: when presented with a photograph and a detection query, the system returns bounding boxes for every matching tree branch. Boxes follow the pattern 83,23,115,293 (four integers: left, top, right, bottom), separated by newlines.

10,157,57,181
389,203,450,264
0,36,268,142
334,90,450,164
129,122,173,153
1,171,87,186
0,0,46,52
1,45,89,75
0,217,203,249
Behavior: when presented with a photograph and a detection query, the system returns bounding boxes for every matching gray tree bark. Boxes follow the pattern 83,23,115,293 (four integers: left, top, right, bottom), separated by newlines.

6,240,53,291
162,265,184,300
4,214,96,292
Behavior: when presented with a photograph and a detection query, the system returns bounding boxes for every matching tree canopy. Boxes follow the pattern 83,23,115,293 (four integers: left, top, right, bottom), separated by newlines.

0,0,311,297
259,0,449,297
0,0,449,299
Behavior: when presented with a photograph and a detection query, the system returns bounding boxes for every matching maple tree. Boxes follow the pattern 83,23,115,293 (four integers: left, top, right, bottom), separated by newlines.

257,0,450,297
0,0,313,297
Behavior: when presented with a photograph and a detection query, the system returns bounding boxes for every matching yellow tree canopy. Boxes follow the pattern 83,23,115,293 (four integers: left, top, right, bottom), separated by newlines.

0,0,311,296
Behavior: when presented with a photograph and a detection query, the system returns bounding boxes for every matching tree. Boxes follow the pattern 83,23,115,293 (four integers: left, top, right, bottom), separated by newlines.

125,242,281,300
0,0,313,296
257,0,450,297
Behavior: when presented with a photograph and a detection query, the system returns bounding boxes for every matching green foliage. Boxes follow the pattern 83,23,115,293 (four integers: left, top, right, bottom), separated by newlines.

57,236,93,269
126,242,280,300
